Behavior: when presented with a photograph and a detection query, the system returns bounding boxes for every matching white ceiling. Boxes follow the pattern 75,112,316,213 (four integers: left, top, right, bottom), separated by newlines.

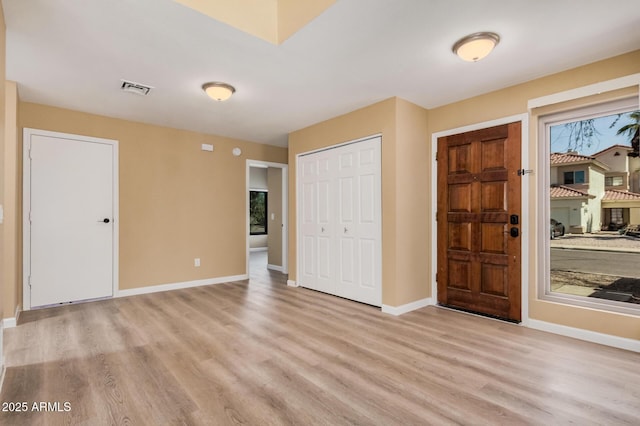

3,0,640,147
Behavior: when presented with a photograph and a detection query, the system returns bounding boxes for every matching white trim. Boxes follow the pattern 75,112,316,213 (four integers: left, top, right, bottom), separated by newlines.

267,264,284,272
0,365,4,396
116,274,248,298
528,319,640,353
246,160,289,277
287,279,298,287
537,97,640,316
527,73,640,109
1,318,17,329
22,128,119,311
250,247,268,252
2,305,20,329
382,298,433,316
431,114,530,324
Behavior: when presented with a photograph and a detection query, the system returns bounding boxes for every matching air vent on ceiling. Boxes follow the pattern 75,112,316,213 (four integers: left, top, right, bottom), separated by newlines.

120,80,153,96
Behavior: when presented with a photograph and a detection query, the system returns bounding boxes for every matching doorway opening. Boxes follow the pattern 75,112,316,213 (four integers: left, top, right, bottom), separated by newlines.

246,160,288,280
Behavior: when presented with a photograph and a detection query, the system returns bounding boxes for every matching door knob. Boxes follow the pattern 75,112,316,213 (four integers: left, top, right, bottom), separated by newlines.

102,218,110,223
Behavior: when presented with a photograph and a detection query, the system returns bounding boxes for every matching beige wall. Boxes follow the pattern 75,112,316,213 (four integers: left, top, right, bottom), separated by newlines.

267,167,283,266
3,81,18,318
17,102,287,296
277,0,335,43
393,99,431,305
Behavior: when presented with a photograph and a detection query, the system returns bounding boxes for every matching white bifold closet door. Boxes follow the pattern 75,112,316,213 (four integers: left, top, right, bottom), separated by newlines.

298,136,381,306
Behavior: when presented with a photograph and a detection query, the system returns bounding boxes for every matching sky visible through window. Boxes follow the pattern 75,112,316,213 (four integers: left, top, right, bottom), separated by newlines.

550,110,636,156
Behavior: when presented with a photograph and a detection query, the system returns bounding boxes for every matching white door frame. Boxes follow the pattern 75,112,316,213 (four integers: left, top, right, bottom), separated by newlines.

245,160,288,275
22,128,119,311
430,114,530,325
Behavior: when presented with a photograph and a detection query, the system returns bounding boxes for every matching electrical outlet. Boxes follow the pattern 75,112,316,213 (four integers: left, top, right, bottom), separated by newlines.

194,258,200,267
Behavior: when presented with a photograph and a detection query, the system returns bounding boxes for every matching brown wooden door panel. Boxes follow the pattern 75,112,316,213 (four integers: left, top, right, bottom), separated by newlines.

437,122,522,322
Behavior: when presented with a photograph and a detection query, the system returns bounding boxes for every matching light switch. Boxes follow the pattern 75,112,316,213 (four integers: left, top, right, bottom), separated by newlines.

271,213,275,220
201,144,214,152
0,204,3,224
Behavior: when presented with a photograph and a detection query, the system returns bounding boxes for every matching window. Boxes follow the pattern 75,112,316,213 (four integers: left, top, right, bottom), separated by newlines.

605,176,624,186
563,170,585,184
542,97,640,315
249,190,268,235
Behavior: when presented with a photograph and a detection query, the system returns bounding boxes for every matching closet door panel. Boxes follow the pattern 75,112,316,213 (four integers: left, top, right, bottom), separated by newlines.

297,136,381,306
299,157,319,290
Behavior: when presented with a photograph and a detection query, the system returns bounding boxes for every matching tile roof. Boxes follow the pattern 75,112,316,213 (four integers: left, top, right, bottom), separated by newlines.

603,190,640,201
549,185,591,198
550,152,594,164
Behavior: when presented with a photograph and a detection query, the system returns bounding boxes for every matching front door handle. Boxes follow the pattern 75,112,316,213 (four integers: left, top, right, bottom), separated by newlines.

510,227,519,238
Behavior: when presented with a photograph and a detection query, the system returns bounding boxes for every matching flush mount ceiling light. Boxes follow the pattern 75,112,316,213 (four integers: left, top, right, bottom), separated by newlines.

452,32,500,62
202,82,236,101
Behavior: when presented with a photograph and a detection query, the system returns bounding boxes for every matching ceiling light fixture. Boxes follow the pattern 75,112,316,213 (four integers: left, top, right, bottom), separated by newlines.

202,82,236,101
452,32,500,62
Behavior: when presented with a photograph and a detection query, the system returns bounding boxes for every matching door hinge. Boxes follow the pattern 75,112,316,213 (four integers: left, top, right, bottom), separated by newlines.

517,169,533,176
435,151,438,161
435,273,438,282
29,211,32,223
28,275,31,287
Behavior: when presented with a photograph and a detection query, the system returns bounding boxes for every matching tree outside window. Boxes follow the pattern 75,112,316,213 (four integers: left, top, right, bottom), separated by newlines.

250,191,268,235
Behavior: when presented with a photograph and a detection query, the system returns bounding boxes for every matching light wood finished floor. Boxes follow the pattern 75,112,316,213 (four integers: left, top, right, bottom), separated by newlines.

2,252,639,425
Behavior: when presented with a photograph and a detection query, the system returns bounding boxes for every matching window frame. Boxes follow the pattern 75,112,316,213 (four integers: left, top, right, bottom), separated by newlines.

539,96,640,316
605,176,624,187
563,170,585,185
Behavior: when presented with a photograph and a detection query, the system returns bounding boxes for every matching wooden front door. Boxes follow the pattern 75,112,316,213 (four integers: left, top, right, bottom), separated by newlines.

437,122,522,322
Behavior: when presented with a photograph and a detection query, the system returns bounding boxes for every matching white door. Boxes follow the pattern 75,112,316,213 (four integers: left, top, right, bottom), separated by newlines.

298,136,381,306
299,151,336,293
335,140,381,306
26,130,116,308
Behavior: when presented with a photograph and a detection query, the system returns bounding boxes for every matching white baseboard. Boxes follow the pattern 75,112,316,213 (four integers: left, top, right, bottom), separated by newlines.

382,297,434,316
116,274,249,298
287,279,298,287
267,264,283,272
0,365,5,396
1,318,17,329
528,319,640,353
250,247,268,252
1,305,21,329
